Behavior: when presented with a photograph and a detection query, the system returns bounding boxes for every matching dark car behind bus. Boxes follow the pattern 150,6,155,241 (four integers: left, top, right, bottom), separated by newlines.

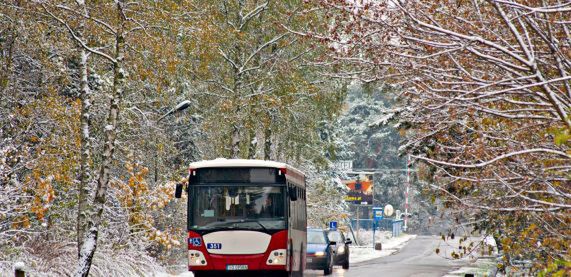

326,229,351,269
306,228,336,275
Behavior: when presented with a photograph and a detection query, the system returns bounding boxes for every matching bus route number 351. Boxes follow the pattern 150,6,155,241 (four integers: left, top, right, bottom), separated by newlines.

206,243,222,250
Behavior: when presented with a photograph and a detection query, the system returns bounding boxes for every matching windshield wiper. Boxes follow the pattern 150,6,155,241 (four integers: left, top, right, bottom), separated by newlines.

244,219,268,232
224,219,269,232
199,218,277,232
201,221,236,230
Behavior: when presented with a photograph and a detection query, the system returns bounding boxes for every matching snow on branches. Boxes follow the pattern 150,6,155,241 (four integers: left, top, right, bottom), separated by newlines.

310,0,571,272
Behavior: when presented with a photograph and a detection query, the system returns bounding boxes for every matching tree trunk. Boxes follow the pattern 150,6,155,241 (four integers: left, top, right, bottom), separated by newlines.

0,30,14,94
230,123,241,158
76,2,125,275
264,126,272,160
247,127,257,159
76,0,91,256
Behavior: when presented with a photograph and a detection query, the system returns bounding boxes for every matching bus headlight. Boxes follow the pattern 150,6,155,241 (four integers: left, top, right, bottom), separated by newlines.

314,251,325,257
188,250,207,266
266,249,287,265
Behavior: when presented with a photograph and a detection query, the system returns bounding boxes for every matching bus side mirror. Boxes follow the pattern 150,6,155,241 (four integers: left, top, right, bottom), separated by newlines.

175,183,183,198
289,187,298,201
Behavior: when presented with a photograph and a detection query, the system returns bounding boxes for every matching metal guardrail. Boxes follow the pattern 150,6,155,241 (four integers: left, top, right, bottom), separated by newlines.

350,218,404,237
350,219,374,230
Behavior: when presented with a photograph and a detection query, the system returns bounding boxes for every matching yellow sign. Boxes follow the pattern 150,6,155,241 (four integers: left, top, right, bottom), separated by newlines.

345,196,362,201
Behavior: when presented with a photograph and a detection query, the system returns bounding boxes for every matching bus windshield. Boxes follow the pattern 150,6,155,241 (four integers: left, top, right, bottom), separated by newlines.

190,185,286,231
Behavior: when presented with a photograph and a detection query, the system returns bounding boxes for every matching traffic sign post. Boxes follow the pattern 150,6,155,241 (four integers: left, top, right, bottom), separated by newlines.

329,221,338,230
372,207,383,249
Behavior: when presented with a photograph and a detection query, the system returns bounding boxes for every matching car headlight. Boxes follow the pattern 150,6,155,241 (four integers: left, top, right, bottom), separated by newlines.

337,247,345,254
315,251,325,256
188,250,207,266
267,249,287,265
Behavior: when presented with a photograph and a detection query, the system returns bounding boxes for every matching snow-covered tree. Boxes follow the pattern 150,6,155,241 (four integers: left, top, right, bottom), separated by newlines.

186,1,345,163
305,162,349,227
1,0,195,275
1,1,349,275
336,83,405,170
308,0,571,272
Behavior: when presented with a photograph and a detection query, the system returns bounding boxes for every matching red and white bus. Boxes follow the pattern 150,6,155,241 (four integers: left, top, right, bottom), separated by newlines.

175,159,307,276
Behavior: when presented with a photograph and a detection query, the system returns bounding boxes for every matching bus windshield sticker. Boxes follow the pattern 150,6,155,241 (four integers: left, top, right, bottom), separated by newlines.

202,210,214,217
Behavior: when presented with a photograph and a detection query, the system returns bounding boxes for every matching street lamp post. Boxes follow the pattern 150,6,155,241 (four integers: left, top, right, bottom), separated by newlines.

157,100,191,123
154,100,192,183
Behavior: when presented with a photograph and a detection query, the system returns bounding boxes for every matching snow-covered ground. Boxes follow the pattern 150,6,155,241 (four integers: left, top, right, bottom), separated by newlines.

154,271,194,277
443,257,498,277
349,230,416,263
442,236,499,277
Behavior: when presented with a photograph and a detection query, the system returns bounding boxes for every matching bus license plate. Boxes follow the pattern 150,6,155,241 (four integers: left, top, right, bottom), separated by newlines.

226,265,248,270
306,258,313,262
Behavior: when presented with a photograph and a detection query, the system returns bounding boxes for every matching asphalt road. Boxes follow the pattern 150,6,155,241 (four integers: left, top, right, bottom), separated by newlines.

305,235,472,277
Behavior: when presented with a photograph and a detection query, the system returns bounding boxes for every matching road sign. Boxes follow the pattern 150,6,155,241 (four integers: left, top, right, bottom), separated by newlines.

329,221,338,230
334,160,353,171
372,207,383,221
384,204,394,217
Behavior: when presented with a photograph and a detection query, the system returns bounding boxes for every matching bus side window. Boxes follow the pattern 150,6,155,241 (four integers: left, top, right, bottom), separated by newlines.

297,188,304,230
292,185,299,230
287,182,294,227
299,188,304,229
296,191,300,229
302,189,306,225
288,182,298,201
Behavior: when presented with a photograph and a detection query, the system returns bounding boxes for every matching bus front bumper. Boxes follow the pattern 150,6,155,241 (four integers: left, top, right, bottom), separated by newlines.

190,253,287,271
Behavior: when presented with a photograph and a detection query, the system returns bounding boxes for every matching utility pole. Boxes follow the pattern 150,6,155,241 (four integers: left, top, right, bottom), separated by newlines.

356,205,360,240
404,155,410,232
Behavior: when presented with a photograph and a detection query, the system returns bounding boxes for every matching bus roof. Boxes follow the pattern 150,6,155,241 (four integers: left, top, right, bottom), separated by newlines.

189,158,306,178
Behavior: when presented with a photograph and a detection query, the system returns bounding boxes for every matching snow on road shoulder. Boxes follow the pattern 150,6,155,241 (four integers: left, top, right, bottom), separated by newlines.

349,233,416,264
154,271,194,277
